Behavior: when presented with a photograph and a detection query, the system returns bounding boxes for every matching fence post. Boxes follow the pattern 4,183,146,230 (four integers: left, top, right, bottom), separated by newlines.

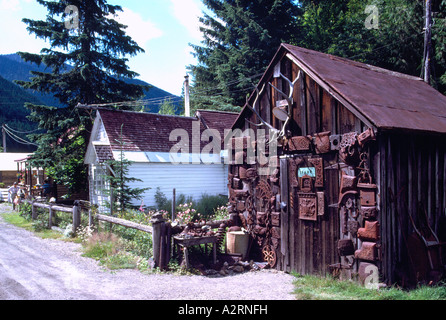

32,200,37,220
171,188,176,221
49,204,53,228
151,212,166,269
72,201,81,235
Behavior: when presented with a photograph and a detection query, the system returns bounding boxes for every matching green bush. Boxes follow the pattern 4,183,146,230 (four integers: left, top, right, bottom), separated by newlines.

194,193,228,219
154,188,228,220
113,209,154,258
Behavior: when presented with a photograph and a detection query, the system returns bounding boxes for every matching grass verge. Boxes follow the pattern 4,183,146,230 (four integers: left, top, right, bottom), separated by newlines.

293,273,446,300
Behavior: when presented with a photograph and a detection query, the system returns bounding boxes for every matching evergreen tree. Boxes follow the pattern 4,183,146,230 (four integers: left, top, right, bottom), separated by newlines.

16,0,147,195
297,0,446,93
103,124,149,215
189,0,301,112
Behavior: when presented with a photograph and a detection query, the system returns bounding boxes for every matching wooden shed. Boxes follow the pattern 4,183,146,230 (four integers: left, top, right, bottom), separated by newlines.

228,43,446,286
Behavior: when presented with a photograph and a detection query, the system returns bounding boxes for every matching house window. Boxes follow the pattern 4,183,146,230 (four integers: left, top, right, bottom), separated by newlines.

90,164,110,213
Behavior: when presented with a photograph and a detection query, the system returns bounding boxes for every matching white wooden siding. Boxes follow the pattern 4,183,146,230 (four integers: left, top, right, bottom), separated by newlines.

127,162,229,208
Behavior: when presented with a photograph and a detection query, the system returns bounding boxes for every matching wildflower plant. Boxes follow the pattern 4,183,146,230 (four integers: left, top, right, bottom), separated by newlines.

175,202,198,225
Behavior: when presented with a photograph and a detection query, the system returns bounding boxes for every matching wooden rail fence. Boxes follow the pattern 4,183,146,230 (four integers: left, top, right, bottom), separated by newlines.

26,200,83,234
22,199,231,270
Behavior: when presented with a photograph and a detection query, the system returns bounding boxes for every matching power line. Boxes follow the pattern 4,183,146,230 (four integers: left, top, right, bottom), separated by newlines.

4,124,40,134
2,125,39,147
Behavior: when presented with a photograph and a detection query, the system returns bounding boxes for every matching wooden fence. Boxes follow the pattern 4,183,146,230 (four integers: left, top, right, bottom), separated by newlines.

21,199,231,270
24,200,85,234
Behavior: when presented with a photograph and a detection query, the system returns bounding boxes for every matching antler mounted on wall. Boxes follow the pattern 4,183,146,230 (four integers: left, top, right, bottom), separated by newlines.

244,83,280,134
244,70,301,142
269,70,301,138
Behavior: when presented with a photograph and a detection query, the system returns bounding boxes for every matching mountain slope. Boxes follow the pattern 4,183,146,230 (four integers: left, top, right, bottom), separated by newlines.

0,54,182,152
0,54,181,112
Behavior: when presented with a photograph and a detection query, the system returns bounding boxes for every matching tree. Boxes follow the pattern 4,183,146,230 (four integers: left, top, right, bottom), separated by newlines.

102,124,149,215
16,0,148,195
296,0,446,93
188,0,301,112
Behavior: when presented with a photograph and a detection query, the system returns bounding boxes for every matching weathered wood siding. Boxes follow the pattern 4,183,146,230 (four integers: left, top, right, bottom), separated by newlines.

231,52,446,285
374,132,446,284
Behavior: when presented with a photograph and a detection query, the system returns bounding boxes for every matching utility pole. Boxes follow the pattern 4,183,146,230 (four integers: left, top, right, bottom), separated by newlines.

424,0,433,85
2,124,6,153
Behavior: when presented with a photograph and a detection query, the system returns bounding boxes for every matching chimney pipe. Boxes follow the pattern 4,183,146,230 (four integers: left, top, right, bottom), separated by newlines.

184,74,190,117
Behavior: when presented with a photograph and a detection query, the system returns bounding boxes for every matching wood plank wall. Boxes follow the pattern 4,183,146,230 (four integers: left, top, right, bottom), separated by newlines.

240,55,446,282
375,132,446,284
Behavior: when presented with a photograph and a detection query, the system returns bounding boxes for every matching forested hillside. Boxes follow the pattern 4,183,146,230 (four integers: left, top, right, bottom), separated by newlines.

0,54,180,152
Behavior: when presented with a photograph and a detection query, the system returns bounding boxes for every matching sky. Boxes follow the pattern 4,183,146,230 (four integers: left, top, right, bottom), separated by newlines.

0,0,206,96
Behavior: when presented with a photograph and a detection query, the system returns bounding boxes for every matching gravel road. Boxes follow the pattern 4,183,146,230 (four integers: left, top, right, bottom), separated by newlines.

0,203,296,300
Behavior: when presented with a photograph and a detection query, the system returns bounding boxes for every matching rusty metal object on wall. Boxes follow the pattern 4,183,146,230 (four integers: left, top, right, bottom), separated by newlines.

253,225,267,236
359,206,378,220
329,134,341,151
355,242,377,261
357,128,376,147
288,158,299,188
256,211,267,225
256,179,273,200
358,220,380,241
271,211,280,226
288,136,312,151
271,227,281,239
297,193,317,221
314,131,331,154
340,172,357,194
308,157,324,188
357,181,377,207
338,239,355,256
347,220,360,235
339,132,359,165
299,175,314,192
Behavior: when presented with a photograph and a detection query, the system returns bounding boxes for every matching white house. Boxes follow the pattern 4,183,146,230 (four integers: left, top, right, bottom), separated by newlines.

84,108,238,212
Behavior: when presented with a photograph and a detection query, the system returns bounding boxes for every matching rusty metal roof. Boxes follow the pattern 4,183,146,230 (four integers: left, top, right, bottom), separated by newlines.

282,44,446,134
235,44,446,135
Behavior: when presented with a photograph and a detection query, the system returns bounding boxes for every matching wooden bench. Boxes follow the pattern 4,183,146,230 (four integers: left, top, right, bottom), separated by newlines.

173,235,217,269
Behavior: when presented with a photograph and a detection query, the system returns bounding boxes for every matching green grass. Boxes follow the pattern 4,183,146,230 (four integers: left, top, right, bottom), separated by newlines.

292,273,446,300
1,206,63,239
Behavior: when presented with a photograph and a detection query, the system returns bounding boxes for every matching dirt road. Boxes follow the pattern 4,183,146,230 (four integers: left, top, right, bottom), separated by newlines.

0,203,296,300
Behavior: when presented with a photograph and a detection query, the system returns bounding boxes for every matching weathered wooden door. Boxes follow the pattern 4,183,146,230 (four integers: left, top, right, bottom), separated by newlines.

279,153,340,275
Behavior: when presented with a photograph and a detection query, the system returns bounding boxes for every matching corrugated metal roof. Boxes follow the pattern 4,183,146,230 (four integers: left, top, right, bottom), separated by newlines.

282,44,446,134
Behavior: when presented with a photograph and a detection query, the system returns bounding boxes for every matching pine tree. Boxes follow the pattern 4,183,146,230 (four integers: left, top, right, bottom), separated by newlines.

189,0,301,112
16,0,147,195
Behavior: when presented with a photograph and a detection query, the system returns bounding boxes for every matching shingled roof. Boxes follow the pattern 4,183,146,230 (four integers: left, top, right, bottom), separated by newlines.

97,108,237,154
196,109,239,138
237,43,446,135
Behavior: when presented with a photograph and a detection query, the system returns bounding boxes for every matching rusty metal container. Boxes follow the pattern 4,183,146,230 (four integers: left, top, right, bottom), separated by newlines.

226,230,249,259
